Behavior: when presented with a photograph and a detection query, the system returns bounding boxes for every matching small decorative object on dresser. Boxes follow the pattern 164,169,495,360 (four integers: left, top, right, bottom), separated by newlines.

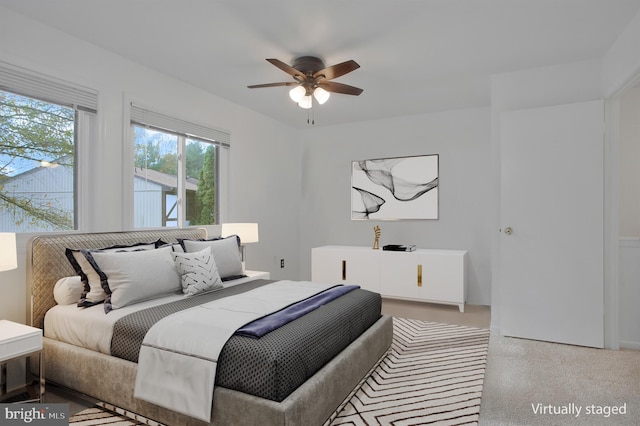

372,225,381,250
312,245,467,312
382,244,416,252
0,320,44,403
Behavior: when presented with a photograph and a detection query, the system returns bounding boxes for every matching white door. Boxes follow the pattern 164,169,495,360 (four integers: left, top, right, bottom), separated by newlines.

500,101,604,348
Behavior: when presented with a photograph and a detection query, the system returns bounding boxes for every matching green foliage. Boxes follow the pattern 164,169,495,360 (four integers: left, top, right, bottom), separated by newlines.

133,127,177,174
195,145,216,225
186,142,204,178
0,91,74,172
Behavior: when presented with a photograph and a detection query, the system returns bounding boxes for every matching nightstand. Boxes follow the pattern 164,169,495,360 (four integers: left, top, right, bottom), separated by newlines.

244,270,270,280
0,320,44,403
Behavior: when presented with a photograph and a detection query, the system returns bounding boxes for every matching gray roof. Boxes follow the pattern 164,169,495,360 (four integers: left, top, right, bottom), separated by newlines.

134,167,198,191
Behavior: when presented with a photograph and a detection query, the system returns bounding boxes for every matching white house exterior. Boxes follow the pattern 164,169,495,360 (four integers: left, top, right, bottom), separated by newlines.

1,164,197,232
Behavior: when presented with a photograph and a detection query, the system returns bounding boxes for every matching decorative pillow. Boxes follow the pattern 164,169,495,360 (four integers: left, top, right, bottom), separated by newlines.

172,247,223,296
53,276,84,305
84,246,181,313
180,236,244,280
66,242,158,307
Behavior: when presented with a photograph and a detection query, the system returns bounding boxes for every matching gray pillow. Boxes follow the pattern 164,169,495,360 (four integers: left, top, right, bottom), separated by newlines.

180,236,243,280
85,246,181,313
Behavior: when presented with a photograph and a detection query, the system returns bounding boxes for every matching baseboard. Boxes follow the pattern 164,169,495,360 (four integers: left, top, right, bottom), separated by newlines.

619,340,640,350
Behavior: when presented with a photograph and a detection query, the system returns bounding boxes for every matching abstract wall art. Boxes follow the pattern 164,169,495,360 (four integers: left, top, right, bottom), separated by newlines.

351,154,439,220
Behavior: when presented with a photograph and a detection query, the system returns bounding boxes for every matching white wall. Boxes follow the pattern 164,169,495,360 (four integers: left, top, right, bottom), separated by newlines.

299,108,492,306
0,6,302,325
603,9,640,98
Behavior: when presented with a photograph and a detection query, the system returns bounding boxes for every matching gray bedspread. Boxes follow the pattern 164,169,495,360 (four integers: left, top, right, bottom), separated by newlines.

111,279,382,401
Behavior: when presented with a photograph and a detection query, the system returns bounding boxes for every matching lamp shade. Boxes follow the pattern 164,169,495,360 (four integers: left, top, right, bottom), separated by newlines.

0,233,17,272
221,223,259,244
289,86,306,103
298,95,312,109
313,87,330,104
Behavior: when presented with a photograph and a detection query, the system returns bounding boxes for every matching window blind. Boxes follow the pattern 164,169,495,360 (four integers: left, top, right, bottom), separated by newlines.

130,104,230,146
0,60,98,112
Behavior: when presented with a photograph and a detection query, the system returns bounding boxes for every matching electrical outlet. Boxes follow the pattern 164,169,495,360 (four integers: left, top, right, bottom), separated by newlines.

280,259,285,268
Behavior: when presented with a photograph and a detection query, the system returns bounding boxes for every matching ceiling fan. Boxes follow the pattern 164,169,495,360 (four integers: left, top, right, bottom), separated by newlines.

247,56,363,109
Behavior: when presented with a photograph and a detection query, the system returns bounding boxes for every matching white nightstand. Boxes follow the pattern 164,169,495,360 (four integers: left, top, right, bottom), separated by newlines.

0,320,44,403
244,270,270,280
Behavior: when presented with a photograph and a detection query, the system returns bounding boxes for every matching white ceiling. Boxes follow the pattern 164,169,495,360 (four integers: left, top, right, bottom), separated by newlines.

2,0,640,128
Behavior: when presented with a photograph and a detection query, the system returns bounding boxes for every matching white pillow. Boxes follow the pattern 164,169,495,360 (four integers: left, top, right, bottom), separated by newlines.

53,276,84,305
172,247,223,296
86,246,181,313
66,242,157,307
181,237,243,280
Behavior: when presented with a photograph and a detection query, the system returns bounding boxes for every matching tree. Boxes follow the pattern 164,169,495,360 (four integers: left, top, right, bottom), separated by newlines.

185,142,204,179
195,145,216,225
0,90,75,230
134,139,161,170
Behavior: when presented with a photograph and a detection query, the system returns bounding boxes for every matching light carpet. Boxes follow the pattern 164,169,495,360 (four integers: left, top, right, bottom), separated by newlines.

69,318,490,426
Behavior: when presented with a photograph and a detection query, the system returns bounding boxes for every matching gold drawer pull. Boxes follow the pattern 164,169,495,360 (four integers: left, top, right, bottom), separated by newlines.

342,260,346,280
417,264,422,287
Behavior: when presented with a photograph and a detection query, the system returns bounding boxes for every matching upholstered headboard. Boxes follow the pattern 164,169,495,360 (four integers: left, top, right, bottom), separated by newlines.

27,228,207,329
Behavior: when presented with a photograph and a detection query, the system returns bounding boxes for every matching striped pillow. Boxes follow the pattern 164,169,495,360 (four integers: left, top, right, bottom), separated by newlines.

172,247,223,296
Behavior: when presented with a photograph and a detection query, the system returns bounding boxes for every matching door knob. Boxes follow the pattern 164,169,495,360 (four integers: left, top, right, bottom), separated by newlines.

504,227,513,235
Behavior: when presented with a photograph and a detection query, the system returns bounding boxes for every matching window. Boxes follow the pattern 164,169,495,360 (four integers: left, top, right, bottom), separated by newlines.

0,62,97,233
131,105,229,228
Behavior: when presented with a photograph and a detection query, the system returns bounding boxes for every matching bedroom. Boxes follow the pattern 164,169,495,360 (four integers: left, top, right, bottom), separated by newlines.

0,1,639,424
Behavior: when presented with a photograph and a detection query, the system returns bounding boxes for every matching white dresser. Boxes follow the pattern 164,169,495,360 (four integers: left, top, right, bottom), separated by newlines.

311,245,467,312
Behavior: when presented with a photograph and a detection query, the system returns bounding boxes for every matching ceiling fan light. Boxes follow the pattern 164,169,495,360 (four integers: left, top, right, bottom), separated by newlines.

313,87,330,105
298,95,313,109
289,85,306,102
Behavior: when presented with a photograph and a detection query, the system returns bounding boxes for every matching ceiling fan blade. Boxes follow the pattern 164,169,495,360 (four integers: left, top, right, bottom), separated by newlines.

247,82,299,89
319,81,363,96
266,58,305,79
314,60,360,80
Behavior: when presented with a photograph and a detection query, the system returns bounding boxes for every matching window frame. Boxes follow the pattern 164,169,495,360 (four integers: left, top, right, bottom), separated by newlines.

127,102,229,229
0,61,98,233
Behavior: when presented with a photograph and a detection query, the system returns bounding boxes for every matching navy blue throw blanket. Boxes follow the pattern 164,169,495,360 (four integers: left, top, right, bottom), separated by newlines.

235,285,360,338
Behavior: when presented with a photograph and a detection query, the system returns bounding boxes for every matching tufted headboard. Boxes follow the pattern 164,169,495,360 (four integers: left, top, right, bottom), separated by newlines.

27,228,207,329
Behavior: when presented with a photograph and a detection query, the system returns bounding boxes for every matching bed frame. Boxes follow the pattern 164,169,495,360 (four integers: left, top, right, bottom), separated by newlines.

28,229,393,426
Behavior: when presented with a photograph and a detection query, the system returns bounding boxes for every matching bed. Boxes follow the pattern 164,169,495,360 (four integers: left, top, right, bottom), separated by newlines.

27,229,393,426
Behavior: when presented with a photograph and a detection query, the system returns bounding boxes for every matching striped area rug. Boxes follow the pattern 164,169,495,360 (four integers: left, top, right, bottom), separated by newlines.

69,318,490,426
327,317,490,425
69,402,163,425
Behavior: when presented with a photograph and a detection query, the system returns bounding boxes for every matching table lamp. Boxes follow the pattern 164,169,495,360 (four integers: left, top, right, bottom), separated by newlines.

0,233,17,272
220,223,259,265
